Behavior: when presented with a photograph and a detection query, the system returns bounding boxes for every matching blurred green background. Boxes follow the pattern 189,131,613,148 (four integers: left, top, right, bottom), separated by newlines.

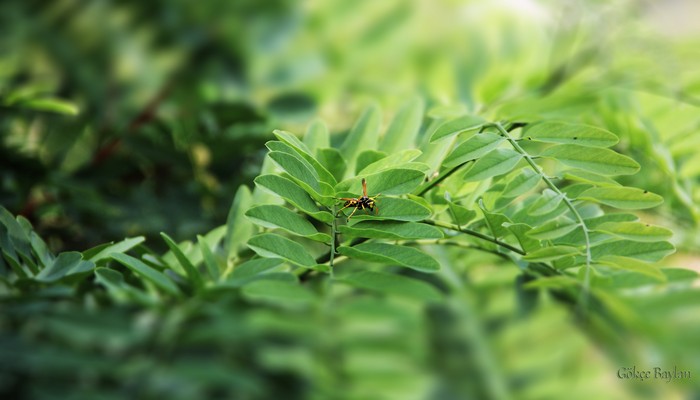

1,0,699,399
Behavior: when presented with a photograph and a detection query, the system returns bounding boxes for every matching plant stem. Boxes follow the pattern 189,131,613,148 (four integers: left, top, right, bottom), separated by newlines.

413,160,474,196
491,122,592,308
329,204,337,278
424,219,525,256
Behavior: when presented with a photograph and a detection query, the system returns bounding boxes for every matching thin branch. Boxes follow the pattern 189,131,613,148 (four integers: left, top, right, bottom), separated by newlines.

491,122,592,309
423,219,525,256
413,160,474,196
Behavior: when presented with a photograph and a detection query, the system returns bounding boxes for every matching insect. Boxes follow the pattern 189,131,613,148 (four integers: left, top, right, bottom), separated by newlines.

335,178,380,221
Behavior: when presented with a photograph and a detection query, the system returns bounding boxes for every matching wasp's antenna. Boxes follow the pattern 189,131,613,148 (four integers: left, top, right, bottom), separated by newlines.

361,178,368,198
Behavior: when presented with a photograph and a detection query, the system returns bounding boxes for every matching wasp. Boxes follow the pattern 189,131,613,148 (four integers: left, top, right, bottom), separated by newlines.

336,178,380,220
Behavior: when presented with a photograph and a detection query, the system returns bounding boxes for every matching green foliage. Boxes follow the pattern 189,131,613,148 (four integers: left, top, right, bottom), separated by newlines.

2,1,700,399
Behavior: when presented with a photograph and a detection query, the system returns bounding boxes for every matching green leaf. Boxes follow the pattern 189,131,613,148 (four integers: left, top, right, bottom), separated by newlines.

443,133,505,168
87,236,146,263
528,189,563,216
502,168,540,198
577,187,664,209
272,129,312,154
343,197,431,222
335,169,426,196
254,175,334,224
523,245,582,262
562,169,621,187
479,205,513,239
20,97,79,115
224,258,283,286
524,276,579,289
591,240,675,262
540,145,640,175
268,138,337,186
597,255,666,282
381,96,424,153
341,103,382,174
526,218,580,240
337,243,440,272
269,151,334,201
503,223,542,253
197,235,220,281
356,150,387,175
242,279,316,305
245,205,330,243
585,213,639,229
595,222,673,242
338,221,443,240
340,271,442,301
303,119,329,152
30,231,55,269
110,253,182,297
430,115,485,142
94,268,152,305
34,252,94,283
358,149,422,175
247,233,318,270
225,185,254,260
462,148,522,182
0,207,32,259
317,148,347,182
524,122,619,147
160,232,204,291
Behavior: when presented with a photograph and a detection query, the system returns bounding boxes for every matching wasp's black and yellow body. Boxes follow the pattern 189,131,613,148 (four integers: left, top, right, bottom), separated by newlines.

336,178,380,221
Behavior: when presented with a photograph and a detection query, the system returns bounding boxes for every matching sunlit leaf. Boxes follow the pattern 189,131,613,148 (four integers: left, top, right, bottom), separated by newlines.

358,149,422,175
341,103,381,174
86,236,146,263
110,253,182,297
562,169,621,187
526,218,580,240
197,234,220,281
577,187,664,209
443,133,505,168
335,169,425,196
430,115,485,142
303,119,329,152
524,122,618,147
597,255,666,282
338,221,443,240
247,233,320,270
254,175,333,224
339,271,442,301
34,252,94,283
245,205,331,242
540,145,640,175
242,279,316,305
160,232,203,291
338,243,440,272
223,258,284,287
268,137,337,186
523,245,582,262
343,197,431,222
462,148,522,182
502,168,540,198
594,222,673,242
269,151,335,201
527,189,563,216
19,98,79,115
590,240,675,262
225,185,254,260
381,96,424,153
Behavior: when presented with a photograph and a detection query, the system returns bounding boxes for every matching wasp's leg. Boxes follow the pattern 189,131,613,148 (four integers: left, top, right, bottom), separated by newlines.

346,206,360,221
336,202,354,217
